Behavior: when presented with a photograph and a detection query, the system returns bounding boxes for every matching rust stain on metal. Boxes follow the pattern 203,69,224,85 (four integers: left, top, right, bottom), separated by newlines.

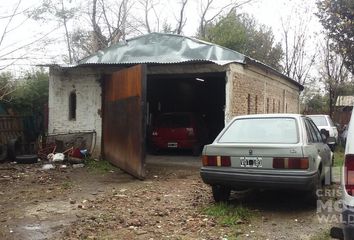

103,65,146,179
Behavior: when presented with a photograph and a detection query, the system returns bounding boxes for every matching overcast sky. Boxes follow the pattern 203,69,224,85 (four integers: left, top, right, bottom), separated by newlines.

0,0,323,75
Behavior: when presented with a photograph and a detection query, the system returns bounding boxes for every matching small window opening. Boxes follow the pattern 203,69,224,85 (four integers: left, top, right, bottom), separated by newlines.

255,95,258,114
247,94,251,114
69,91,76,120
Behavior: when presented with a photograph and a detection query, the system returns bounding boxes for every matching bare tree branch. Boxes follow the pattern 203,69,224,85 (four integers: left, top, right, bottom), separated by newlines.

60,0,73,64
0,26,60,60
91,0,108,51
320,38,351,117
99,0,113,38
198,0,255,38
0,0,22,48
139,0,151,33
175,0,188,34
151,1,160,32
280,10,317,86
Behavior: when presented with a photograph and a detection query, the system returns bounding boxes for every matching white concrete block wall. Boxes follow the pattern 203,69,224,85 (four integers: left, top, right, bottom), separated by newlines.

48,69,102,157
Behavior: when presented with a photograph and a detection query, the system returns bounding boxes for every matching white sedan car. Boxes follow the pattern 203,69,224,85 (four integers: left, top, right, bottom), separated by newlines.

200,114,334,202
307,114,339,143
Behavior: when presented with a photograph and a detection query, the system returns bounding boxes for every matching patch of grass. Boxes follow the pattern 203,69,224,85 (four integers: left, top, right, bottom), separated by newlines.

62,181,73,189
309,231,331,240
85,158,117,173
202,202,253,227
333,146,345,167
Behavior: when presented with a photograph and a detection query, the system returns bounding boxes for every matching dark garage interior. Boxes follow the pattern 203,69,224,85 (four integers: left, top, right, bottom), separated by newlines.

146,72,226,153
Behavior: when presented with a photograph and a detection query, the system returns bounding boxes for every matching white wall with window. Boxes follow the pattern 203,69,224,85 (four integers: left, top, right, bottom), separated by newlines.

48,68,102,157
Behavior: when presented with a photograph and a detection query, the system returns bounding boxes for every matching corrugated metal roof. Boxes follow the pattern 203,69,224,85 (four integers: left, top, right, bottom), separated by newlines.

78,32,245,66
44,32,302,90
336,96,354,106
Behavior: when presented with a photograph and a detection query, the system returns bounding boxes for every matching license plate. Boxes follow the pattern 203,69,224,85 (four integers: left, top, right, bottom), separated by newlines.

168,142,178,148
240,157,262,168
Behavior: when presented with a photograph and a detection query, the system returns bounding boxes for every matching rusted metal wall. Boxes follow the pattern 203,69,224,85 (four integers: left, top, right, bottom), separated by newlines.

46,131,95,153
0,116,25,144
103,65,146,179
333,109,352,126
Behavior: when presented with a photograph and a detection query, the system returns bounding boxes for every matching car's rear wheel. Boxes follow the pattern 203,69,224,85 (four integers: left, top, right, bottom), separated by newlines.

212,185,231,202
307,171,322,206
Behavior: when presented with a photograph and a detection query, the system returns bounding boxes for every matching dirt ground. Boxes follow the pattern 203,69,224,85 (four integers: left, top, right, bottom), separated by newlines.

0,155,338,240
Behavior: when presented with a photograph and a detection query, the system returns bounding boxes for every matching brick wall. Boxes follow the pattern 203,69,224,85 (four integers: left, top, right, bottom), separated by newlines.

225,63,300,123
48,63,300,157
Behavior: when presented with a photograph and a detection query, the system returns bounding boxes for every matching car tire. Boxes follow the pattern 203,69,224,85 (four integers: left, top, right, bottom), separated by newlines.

15,154,38,164
7,138,21,161
212,185,231,202
307,171,322,206
0,144,7,163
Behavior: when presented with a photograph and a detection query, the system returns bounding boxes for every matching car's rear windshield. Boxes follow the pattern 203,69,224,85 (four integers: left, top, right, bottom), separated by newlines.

309,116,328,126
218,117,299,144
156,114,191,128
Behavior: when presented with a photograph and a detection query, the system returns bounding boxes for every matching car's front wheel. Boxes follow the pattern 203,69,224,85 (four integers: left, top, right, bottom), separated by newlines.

212,185,231,202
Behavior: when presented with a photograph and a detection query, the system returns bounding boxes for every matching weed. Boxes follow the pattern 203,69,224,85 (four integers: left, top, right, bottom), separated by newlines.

333,146,344,167
202,202,253,227
62,181,73,189
85,158,117,173
309,231,331,240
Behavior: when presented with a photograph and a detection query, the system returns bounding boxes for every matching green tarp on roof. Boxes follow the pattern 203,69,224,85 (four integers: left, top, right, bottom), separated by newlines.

79,32,245,66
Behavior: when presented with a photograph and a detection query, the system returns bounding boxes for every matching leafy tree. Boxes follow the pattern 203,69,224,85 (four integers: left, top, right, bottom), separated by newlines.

317,0,354,74
0,69,49,138
337,81,354,96
202,12,283,70
7,68,49,115
302,94,329,114
0,72,16,102
197,0,255,39
318,39,351,118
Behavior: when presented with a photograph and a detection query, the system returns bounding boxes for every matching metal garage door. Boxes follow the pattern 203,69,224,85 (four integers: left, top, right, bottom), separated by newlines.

103,65,146,179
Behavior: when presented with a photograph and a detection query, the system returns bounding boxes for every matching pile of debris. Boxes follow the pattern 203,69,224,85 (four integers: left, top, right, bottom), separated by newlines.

40,143,89,170
0,132,94,170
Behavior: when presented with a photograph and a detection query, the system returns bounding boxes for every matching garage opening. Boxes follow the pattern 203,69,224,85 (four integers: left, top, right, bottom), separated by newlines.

146,72,226,155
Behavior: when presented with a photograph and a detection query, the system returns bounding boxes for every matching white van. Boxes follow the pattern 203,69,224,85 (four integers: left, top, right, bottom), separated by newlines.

331,110,354,239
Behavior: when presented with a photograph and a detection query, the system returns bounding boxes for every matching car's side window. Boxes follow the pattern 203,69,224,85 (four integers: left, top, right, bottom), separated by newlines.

304,118,315,143
309,120,323,143
309,120,320,142
305,118,323,143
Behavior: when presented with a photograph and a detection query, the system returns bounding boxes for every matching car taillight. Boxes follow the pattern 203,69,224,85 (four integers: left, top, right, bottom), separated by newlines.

344,154,354,196
202,156,231,167
273,157,309,169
